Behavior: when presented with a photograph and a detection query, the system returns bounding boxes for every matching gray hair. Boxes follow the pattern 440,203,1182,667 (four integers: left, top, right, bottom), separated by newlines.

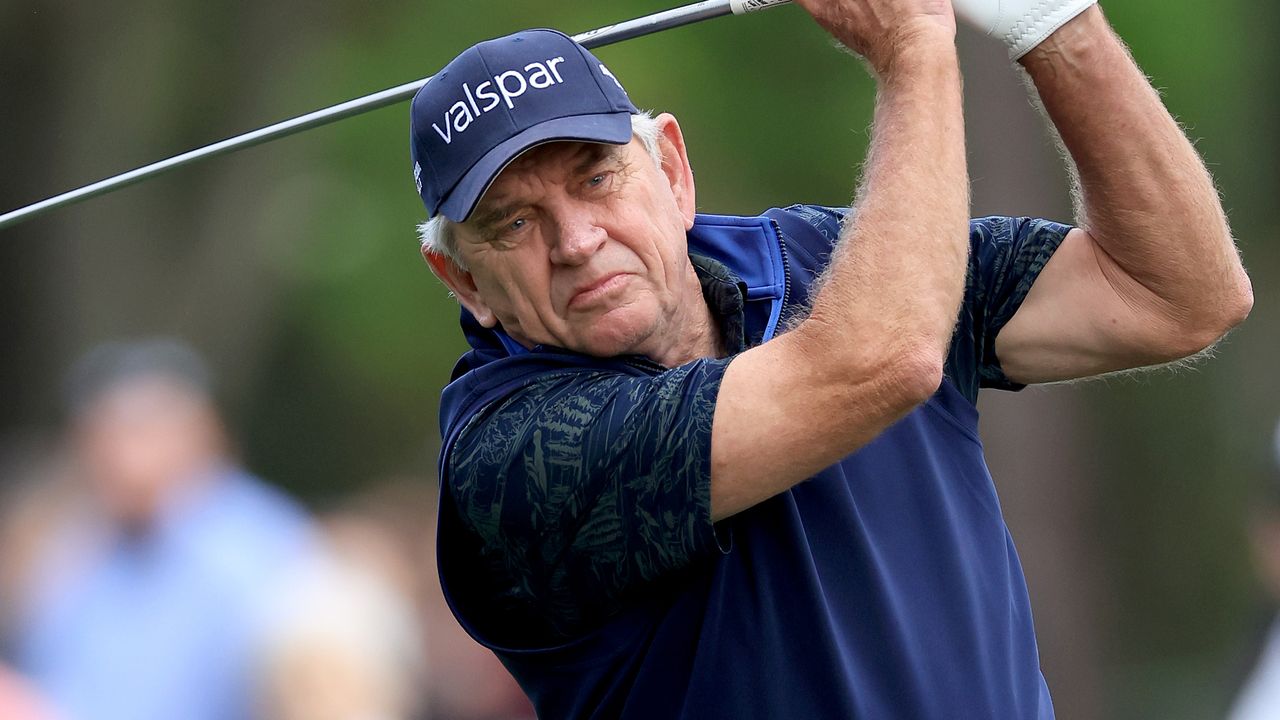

64,337,213,418
417,110,663,269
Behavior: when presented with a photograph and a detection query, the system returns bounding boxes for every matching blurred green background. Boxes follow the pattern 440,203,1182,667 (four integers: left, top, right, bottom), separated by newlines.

1,1,1276,717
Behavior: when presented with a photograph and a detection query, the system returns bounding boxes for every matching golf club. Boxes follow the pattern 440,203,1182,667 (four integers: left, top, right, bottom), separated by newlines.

0,0,792,231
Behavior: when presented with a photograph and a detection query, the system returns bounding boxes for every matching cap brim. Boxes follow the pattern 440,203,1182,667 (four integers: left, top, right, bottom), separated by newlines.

437,111,634,222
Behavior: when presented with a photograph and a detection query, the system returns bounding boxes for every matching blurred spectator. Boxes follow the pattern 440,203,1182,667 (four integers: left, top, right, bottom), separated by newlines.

1230,420,1280,720
335,479,534,720
256,516,426,720
4,339,317,720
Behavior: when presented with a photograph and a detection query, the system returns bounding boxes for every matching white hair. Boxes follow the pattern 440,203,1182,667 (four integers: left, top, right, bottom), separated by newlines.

417,110,664,269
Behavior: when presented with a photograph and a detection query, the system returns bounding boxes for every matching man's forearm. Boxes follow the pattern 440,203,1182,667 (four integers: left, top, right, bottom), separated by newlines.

802,36,970,373
1021,7,1252,343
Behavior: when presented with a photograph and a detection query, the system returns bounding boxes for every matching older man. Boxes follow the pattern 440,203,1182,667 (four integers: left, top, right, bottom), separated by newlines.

409,0,1251,717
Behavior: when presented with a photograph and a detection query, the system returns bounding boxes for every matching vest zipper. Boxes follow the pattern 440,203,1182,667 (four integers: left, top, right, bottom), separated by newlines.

769,218,793,329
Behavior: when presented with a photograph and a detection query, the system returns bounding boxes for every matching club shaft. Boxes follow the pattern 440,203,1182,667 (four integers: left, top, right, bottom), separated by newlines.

0,0,790,231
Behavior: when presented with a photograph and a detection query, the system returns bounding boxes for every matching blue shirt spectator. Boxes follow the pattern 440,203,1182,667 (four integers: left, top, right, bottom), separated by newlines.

9,339,317,720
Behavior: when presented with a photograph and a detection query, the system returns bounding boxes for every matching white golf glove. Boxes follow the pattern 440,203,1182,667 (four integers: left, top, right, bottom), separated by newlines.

952,0,1098,60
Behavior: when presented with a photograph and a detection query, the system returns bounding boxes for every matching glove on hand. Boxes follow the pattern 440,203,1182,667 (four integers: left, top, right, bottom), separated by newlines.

952,0,1098,59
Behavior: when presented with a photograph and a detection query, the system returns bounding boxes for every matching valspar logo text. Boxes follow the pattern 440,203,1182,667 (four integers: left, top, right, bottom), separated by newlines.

431,57,568,144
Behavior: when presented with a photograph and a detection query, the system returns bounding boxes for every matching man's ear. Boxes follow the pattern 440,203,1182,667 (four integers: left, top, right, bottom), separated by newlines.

421,248,498,328
654,113,696,230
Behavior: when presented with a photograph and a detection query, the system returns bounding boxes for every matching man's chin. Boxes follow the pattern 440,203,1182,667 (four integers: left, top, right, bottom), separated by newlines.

573,314,658,359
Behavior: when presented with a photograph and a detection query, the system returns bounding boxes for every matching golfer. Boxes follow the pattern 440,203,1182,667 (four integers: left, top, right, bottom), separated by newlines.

410,0,1251,717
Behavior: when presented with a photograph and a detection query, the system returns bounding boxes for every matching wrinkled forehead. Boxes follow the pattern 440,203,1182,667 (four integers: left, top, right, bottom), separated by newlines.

513,139,615,172
472,140,629,213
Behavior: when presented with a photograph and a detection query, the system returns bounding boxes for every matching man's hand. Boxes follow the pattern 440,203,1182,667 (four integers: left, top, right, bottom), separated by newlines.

792,0,956,74
951,0,1096,59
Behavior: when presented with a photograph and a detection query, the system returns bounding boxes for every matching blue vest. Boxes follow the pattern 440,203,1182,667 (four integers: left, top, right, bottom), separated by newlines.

437,210,1054,719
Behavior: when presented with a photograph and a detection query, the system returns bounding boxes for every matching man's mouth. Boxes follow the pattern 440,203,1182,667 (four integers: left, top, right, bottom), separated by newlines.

568,272,630,310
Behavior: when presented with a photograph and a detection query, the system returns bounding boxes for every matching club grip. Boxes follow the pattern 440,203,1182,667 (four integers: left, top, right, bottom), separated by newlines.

730,0,792,15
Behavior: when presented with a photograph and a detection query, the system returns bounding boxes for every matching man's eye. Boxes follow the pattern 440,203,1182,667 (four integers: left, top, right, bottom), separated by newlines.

485,217,527,244
587,172,611,188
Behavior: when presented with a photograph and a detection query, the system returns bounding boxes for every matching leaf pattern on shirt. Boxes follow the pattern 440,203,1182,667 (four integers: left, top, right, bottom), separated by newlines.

449,361,730,639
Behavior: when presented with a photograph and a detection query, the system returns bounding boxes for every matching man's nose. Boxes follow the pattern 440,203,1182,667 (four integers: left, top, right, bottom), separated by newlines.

549,210,607,266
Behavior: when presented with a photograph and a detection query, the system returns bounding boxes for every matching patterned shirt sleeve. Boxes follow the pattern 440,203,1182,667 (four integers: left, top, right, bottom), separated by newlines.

948,216,1073,401
773,206,1071,402
445,357,732,639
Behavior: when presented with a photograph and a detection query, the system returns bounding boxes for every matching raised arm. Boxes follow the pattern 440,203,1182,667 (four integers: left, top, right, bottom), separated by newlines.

710,0,970,521
992,6,1253,383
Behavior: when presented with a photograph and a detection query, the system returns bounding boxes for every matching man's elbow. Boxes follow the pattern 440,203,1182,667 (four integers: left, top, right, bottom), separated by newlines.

792,320,944,413
845,343,944,413
1167,268,1254,358
1221,269,1255,329
892,347,947,408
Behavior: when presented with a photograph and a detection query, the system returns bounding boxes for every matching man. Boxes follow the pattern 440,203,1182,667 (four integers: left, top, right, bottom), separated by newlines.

8,339,317,720
409,0,1252,717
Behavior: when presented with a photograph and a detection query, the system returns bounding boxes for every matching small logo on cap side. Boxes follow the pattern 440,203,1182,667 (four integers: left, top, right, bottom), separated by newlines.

413,162,423,194
598,63,625,92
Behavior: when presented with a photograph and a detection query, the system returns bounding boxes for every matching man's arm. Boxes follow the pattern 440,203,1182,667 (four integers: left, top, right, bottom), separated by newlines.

710,1,969,521
993,6,1253,383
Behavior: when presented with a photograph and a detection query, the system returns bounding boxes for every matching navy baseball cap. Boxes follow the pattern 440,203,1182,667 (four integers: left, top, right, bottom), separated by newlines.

410,29,639,222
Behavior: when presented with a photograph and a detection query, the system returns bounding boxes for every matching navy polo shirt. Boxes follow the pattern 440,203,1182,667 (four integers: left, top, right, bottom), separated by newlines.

436,205,1071,719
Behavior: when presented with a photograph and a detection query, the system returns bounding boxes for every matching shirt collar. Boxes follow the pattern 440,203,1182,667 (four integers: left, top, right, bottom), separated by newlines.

690,254,748,355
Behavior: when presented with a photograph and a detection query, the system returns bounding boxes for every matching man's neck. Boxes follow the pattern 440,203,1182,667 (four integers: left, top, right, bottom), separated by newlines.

645,263,728,368
656,305,724,368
